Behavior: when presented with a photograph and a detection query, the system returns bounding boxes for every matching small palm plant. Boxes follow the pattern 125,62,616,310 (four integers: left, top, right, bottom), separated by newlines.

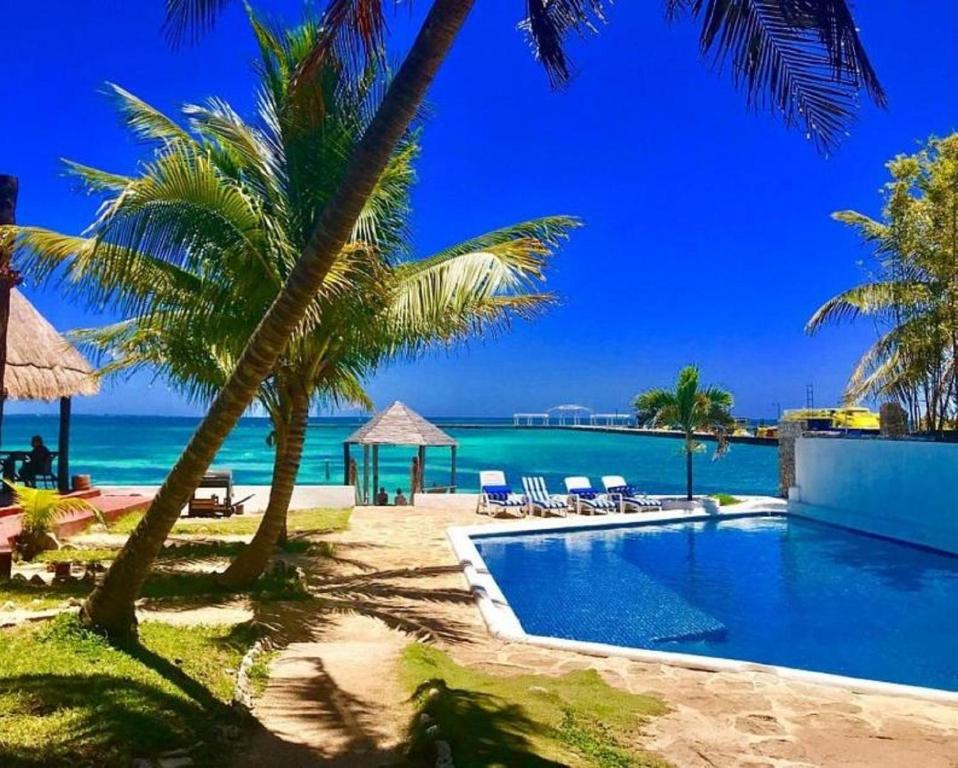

633,366,734,501
6,482,102,561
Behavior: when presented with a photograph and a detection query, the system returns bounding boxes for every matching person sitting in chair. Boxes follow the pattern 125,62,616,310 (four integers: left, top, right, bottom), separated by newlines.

374,487,389,506
20,435,51,487
394,488,407,506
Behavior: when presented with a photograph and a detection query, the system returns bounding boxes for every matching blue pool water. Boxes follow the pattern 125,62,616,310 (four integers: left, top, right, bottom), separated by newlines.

473,515,958,692
0,415,777,495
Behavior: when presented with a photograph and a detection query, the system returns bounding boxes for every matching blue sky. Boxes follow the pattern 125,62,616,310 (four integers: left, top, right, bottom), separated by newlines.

6,1,958,418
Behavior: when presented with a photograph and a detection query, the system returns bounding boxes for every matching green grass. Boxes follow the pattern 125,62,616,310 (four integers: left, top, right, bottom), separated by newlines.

111,506,350,537
36,538,317,566
711,494,743,506
248,649,278,698
36,548,117,564
0,580,88,610
0,614,256,767
0,558,310,610
400,644,670,768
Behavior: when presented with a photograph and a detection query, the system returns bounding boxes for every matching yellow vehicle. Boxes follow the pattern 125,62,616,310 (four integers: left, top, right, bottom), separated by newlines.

782,407,880,433
755,424,778,439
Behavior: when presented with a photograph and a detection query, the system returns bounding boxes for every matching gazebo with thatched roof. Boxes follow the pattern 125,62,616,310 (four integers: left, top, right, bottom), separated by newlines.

344,401,457,504
1,288,99,492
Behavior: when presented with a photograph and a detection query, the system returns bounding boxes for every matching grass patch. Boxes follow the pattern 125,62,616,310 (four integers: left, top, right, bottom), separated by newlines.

711,494,742,507
400,644,669,768
36,548,116,564
37,538,316,567
248,649,278,698
1,561,309,611
111,507,350,538
0,614,255,767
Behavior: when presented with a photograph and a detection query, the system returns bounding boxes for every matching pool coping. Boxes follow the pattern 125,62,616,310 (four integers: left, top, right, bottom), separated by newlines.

446,502,958,705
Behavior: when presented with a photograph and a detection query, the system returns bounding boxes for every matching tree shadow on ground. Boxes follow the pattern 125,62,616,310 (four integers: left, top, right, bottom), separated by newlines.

0,672,223,768
234,654,404,768
403,679,565,768
249,558,477,647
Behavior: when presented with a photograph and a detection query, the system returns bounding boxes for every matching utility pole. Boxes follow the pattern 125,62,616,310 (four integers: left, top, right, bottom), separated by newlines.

0,175,22,452
805,383,814,409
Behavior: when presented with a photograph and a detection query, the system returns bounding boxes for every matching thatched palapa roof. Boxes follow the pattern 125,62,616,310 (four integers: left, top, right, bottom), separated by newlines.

346,401,456,447
4,288,99,401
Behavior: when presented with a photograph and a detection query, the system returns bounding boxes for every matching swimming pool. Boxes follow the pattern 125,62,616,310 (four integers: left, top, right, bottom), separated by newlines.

470,514,958,694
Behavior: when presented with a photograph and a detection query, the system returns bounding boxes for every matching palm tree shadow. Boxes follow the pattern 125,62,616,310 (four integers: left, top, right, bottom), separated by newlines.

248,555,477,646
0,672,227,767
405,679,565,767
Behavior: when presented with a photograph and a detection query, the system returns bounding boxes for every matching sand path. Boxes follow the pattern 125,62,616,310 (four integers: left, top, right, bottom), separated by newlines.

239,615,410,767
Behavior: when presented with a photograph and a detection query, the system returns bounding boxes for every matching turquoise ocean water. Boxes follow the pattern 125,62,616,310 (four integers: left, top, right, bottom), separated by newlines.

2,415,778,496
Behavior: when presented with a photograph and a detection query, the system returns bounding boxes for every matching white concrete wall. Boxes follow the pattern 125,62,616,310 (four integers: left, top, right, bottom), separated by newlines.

791,437,958,553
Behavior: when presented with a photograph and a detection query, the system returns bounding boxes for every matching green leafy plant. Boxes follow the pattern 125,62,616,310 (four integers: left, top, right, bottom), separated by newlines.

711,494,742,507
6,481,103,561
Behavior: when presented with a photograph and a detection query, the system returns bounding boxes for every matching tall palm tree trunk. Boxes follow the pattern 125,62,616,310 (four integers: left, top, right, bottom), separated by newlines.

685,436,694,501
81,0,476,637
219,388,309,588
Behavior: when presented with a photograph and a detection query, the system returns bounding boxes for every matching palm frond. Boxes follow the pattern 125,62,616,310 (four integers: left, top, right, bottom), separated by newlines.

163,0,232,45
104,83,191,146
519,0,607,87
62,161,134,194
669,0,885,151
806,281,928,332
306,0,387,78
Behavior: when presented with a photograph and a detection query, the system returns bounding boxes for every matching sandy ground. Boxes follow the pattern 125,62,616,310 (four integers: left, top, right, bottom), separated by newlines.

242,503,958,768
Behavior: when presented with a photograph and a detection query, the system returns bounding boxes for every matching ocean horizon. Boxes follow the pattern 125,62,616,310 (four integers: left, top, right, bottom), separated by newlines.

1,414,778,496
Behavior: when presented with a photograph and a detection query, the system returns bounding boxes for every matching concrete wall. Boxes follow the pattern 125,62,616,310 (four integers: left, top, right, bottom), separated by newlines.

791,437,958,554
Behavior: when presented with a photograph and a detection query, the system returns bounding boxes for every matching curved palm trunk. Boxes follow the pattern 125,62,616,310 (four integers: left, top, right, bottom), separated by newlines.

219,388,309,588
81,0,476,637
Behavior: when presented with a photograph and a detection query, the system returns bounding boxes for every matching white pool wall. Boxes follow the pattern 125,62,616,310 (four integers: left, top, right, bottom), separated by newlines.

791,436,958,555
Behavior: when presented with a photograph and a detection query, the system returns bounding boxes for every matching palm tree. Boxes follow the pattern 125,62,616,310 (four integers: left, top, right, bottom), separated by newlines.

806,134,958,432
633,366,733,500
6,481,102,561
5,0,883,637
18,15,575,591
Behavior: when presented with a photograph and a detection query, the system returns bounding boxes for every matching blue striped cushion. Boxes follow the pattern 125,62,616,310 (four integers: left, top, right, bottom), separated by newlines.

535,497,565,507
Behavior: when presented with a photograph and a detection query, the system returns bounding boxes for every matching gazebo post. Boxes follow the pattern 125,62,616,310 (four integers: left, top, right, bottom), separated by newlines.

57,396,71,493
417,445,426,493
362,444,370,505
342,402,458,504
450,445,457,492
0,174,21,452
342,442,351,485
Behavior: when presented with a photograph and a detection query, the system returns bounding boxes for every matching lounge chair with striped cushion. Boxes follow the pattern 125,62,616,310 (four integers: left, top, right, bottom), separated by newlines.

564,476,619,515
601,475,662,513
521,476,568,517
477,470,527,517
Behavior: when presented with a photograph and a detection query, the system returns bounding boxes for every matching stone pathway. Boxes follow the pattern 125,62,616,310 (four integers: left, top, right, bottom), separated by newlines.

240,504,958,767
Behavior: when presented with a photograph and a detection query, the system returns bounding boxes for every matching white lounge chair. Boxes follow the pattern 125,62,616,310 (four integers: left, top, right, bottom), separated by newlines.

601,475,662,513
521,476,568,517
477,470,527,517
564,476,618,515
